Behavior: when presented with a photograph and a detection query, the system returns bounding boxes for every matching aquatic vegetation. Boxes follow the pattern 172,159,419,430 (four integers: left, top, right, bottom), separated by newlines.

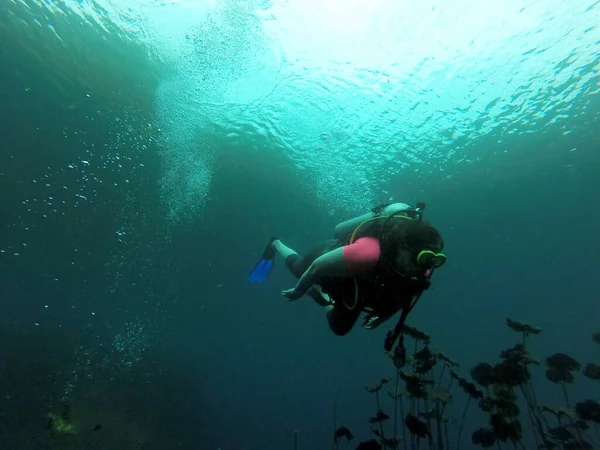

356,439,382,450
413,346,437,375
336,323,600,450
402,325,431,344
575,400,600,424
433,351,458,368
399,370,432,399
471,427,495,448
405,414,430,438
366,378,391,394
506,317,541,337
370,411,391,424
545,353,581,385
46,404,77,440
583,363,600,381
470,363,496,387
335,425,355,445
429,386,451,406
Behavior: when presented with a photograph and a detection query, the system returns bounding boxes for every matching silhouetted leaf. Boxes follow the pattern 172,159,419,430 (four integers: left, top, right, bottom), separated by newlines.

405,413,430,438
365,378,390,393
430,386,452,405
368,410,389,424
472,428,495,448
583,363,600,381
471,363,496,387
334,426,354,442
506,318,541,335
575,400,600,424
545,354,580,372
356,439,382,450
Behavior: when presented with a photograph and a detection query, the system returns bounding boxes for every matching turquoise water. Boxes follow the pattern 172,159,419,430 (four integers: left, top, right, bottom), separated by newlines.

1,1,599,449
4,0,599,217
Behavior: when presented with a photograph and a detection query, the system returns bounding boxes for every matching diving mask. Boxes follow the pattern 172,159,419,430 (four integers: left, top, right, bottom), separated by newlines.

417,250,447,270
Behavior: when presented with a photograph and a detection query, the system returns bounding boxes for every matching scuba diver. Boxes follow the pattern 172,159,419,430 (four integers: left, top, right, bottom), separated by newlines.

247,202,446,367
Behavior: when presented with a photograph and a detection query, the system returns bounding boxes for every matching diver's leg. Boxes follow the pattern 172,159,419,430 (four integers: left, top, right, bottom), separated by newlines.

326,302,361,336
274,239,337,279
276,239,338,306
273,239,298,261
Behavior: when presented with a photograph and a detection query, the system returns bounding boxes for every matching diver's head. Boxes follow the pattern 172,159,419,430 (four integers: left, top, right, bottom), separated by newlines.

383,219,445,276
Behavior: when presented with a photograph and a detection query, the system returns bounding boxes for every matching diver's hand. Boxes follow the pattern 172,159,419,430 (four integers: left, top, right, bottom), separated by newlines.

281,288,303,301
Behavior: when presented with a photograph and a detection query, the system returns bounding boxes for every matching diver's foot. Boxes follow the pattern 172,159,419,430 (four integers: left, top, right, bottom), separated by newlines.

272,238,281,252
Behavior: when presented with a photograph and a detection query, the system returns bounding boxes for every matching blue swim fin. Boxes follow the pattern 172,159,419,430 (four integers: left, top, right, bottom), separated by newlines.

247,236,277,282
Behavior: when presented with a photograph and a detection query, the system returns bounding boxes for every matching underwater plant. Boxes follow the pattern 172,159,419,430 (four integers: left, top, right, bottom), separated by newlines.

334,425,355,448
327,323,600,450
583,363,600,381
505,318,541,340
46,403,77,444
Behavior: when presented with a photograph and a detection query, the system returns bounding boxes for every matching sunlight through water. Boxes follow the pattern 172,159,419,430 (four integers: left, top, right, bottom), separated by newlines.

3,0,600,217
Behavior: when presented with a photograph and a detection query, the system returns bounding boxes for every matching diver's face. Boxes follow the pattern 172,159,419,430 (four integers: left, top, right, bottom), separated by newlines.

394,249,422,276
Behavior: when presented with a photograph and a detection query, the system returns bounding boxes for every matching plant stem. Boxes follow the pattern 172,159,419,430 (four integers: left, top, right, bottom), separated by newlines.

393,370,399,449
520,385,540,449
437,365,446,386
557,382,586,449
400,395,407,450
428,431,436,450
332,392,338,450
446,376,453,392
376,391,387,449
444,420,449,450
455,397,471,450
560,382,570,407
587,423,600,449
436,399,443,450
526,381,551,432
526,403,541,449
519,384,549,449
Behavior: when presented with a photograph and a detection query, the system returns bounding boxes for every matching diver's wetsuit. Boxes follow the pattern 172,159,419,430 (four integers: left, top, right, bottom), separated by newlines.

282,203,416,336
284,237,382,336
284,240,340,279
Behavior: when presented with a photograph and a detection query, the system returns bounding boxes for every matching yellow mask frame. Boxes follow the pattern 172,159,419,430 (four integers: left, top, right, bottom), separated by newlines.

416,250,447,269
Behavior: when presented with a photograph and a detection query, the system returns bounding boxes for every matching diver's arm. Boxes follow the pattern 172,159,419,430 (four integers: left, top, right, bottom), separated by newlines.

282,238,380,300
294,247,346,294
284,247,369,300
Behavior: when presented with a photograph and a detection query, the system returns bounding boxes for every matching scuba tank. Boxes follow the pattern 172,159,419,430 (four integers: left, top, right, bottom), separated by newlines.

333,202,413,241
